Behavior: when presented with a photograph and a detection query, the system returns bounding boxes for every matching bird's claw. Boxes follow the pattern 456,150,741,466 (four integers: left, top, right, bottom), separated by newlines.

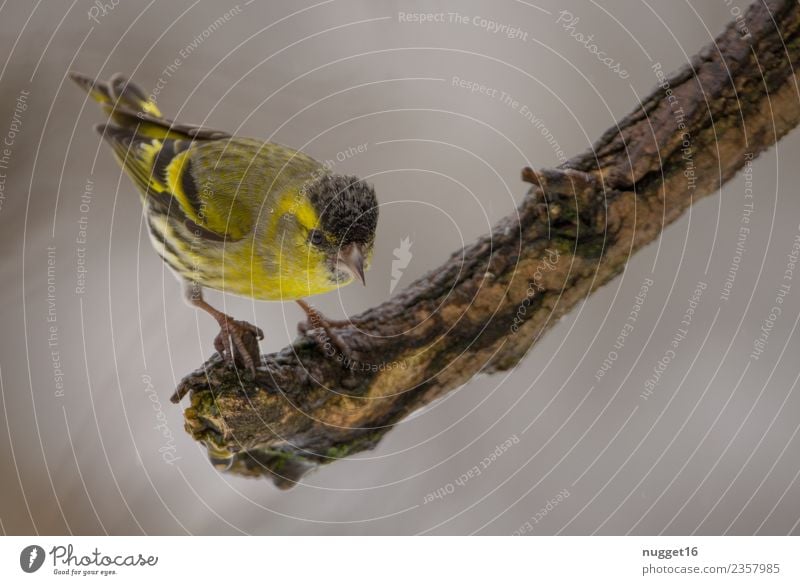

297,315,351,336
296,320,311,336
307,325,354,361
297,318,356,363
214,319,263,375
295,301,358,363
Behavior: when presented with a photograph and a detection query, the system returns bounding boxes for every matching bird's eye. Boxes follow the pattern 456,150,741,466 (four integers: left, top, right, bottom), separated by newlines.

309,229,325,246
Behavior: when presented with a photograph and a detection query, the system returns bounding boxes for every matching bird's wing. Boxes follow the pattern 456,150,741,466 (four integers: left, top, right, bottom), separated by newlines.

185,138,324,239
98,130,323,242
71,72,323,242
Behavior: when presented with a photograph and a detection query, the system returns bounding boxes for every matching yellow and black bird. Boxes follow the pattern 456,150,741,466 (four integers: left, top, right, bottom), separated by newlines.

70,72,378,372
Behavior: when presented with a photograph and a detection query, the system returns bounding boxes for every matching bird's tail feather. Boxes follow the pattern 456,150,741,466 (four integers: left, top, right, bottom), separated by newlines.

69,71,163,119
69,71,229,141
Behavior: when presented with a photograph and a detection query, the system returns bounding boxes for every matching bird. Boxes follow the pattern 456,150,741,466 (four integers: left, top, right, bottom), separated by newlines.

70,72,379,373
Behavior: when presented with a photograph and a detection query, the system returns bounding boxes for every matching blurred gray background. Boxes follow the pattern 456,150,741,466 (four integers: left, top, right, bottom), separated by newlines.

1,0,799,535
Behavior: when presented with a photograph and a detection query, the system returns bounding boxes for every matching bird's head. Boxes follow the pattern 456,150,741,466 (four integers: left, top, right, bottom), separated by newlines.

298,173,378,288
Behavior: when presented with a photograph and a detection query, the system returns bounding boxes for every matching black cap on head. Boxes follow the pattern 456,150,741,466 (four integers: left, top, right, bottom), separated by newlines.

307,174,378,245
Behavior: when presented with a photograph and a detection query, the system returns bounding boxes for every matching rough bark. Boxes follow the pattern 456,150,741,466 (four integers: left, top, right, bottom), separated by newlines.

172,0,800,488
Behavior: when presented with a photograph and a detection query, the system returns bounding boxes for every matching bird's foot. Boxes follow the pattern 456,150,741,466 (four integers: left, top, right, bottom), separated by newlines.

305,323,354,363
296,316,352,335
296,301,355,362
213,318,264,375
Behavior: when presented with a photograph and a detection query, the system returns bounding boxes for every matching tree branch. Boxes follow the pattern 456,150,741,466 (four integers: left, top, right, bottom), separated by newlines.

172,0,800,488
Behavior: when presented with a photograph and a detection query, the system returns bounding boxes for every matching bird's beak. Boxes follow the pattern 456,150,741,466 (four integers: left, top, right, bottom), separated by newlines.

337,242,367,286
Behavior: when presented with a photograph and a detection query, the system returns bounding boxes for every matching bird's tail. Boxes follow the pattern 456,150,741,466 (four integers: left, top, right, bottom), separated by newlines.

70,71,230,211
69,71,162,121
69,71,229,142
